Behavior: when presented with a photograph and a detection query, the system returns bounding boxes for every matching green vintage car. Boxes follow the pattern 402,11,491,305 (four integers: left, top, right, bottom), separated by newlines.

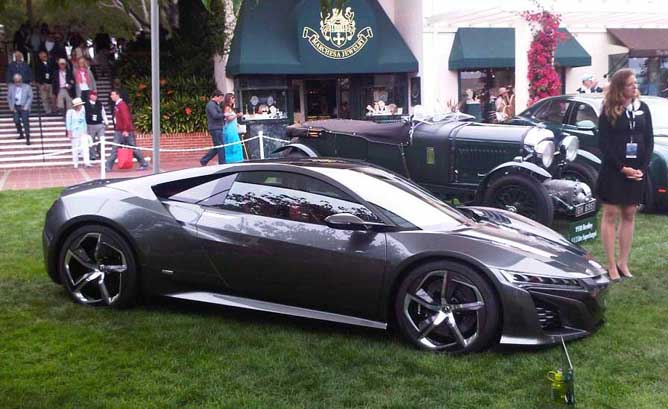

510,95,668,211
276,116,597,226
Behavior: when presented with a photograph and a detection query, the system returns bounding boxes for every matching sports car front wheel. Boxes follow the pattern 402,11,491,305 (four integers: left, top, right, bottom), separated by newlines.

395,261,500,353
58,225,138,308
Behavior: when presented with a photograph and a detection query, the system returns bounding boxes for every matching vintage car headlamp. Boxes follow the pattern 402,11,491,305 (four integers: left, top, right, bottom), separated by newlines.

499,270,584,289
535,140,556,168
560,135,579,162
524,127,554,147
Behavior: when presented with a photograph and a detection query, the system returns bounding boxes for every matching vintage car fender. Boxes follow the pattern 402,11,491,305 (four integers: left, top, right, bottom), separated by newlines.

475,160,552,200
575,149,602,169
273,143,319,158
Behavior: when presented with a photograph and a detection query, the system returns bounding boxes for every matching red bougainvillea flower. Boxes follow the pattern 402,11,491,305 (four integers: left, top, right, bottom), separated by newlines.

160,79,167,86
138,83,147,90
166,89,174,95
522,6,564,108
135,92,142,97
185,107,192,116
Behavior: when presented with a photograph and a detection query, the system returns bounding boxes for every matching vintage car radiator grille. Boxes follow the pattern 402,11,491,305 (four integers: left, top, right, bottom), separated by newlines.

457,147,514,163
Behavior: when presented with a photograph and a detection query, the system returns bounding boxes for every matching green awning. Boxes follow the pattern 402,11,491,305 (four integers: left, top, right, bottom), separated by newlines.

448,28,515,70
555,29,591,67
226,0,418,76
448,28,591,70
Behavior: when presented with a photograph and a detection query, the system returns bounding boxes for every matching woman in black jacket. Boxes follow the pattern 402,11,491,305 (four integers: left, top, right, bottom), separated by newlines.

596,68,654,281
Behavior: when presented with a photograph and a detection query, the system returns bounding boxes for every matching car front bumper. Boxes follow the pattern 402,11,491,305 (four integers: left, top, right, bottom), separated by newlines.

542,179,597,218
497,274,609,346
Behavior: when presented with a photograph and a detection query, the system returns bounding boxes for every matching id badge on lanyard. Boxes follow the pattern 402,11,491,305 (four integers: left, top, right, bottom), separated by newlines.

626,109,638,159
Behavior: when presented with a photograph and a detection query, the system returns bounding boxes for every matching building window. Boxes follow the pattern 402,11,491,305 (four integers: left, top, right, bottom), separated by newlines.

458,68,515,123
627,57,668,97
361,74,407,117
236,76,289,119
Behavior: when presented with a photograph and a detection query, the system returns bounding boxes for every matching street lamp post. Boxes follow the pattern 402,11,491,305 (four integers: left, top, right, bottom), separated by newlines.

151,0,160,173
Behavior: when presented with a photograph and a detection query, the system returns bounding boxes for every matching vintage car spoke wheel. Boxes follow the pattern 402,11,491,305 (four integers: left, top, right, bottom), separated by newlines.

58,225,138,308
395,261,500,353
484,174,554,226
562,161,598,190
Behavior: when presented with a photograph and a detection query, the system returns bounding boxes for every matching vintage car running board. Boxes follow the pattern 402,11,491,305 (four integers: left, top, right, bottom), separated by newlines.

165,291,388,330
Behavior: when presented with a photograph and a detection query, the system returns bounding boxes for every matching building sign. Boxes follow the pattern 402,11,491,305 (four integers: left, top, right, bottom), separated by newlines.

302,7,373,60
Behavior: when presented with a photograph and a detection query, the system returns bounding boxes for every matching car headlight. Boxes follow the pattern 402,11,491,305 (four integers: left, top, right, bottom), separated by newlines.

535,140,555,168
499,270,584,289
560,135,579,162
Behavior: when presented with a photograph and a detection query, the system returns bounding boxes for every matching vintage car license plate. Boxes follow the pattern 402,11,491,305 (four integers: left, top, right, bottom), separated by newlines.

574,199,597,218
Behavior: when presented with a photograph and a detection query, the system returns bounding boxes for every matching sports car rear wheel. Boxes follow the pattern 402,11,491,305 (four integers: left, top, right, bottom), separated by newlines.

395,261,500,353
58,225,137,308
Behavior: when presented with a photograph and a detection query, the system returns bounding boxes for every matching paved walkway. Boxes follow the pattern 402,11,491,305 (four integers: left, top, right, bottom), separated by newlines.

0,159,204,191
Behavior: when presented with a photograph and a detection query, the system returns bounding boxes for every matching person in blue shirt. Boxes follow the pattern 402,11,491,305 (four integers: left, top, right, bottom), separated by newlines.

66,97,91,168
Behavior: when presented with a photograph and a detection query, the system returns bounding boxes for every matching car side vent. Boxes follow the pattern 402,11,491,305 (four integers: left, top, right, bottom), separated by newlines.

535,300,562,330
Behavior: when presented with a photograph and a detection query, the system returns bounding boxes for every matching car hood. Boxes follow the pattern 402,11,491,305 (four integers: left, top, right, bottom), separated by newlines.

450,207,603,277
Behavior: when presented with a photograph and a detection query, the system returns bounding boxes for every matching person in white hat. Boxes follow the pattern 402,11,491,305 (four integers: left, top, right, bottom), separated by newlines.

577,74,604,94
66,97,91,168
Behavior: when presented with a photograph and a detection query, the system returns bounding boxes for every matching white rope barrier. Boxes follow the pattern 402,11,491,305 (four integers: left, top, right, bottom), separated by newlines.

18,131,291,180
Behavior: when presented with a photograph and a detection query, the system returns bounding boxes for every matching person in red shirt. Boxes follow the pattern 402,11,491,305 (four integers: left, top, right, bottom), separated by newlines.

105,90,149,171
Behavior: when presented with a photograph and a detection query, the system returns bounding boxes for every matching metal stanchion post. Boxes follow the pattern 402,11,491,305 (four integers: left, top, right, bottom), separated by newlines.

258,130,265,160
100,134,106,180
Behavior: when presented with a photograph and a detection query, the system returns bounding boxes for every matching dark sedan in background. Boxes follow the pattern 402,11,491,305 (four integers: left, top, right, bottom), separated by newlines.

44,159,609,353
509,95,668,211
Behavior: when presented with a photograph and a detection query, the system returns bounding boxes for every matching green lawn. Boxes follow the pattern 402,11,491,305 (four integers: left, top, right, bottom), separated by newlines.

1,188,667,409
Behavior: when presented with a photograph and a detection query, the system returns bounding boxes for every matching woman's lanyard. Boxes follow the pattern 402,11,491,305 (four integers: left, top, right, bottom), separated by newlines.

625,105,636,143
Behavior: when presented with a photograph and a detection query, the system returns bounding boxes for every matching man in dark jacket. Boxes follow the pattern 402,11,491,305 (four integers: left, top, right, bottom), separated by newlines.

52,58,74,116
35,51,55,114
85,91,109,160
106,90,148,171
200,90,226,166
5,51,32,84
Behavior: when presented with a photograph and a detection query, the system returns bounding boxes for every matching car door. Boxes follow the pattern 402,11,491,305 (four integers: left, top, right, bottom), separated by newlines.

562,101,601,157
195,170,388,320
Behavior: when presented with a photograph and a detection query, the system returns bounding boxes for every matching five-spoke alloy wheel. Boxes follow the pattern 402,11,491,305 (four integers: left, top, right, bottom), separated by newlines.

395,261,500,353
58,225,137,308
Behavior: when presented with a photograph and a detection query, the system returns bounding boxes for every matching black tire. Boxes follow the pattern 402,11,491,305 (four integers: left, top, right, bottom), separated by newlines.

58,225,138,308
284,148,309,159
640,177,656,213
394,260,500,353
483,173,555,226
562,161,599,190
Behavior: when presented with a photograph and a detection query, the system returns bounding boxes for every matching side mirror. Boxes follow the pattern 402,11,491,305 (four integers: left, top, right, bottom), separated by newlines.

324,213,369,230
576,120,597,131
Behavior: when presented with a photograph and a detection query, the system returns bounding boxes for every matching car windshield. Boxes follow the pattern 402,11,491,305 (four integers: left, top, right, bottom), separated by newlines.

644,98,668,134
311,166,470,231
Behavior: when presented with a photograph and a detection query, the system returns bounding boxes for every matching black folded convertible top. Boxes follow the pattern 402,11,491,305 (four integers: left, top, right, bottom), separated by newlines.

287,119,411,145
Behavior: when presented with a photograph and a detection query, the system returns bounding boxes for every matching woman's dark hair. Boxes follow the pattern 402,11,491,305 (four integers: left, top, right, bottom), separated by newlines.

223,93,235,108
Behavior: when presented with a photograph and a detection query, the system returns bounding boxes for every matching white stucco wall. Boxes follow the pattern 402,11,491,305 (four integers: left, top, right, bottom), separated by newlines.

563,31,629,93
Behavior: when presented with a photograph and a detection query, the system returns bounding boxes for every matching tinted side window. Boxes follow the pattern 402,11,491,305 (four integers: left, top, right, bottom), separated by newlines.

571,103,598,125
223,172,382,225
534,100,571,123
154,173,238,204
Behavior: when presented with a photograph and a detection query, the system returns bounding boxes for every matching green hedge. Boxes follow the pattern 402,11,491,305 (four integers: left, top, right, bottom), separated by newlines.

124,76,215,133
